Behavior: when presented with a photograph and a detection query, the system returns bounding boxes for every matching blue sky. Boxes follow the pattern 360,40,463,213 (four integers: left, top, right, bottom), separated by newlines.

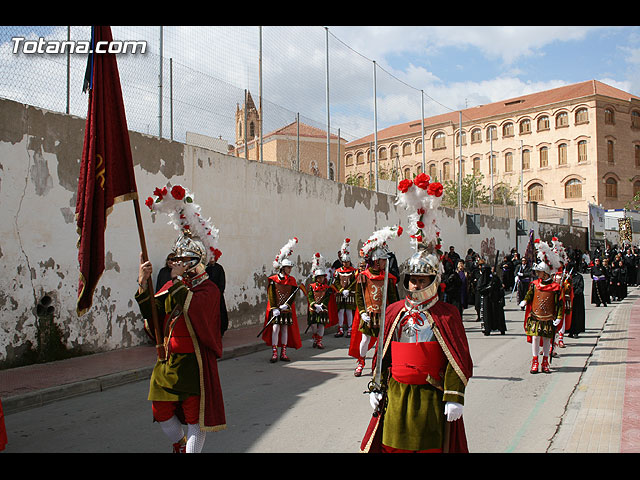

327,26,640,113
3,26,640,143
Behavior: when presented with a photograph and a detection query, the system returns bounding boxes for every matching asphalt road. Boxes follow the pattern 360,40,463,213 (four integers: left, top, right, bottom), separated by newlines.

4,275,608,453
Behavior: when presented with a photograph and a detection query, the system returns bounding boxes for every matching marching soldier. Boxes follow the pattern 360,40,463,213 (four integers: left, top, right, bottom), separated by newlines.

261,238,302,363
332,238,358,338
306,253,338,349
348,227,401,377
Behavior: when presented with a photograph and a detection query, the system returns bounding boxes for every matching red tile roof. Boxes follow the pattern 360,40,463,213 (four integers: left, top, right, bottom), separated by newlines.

346,80,640,147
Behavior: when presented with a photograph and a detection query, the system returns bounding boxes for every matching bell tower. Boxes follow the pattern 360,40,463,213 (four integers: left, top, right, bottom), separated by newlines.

235,90,260,151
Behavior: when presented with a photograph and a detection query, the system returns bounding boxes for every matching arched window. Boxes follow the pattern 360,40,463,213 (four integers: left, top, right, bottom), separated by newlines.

345,154,353,167
605,178,617,198
605,108,615,125
556,112,568,127
429,163,437,179
471,128,482,143
575,108,588,124
632,111,640,128
578,140,588,163
565,179,582,199
540,147,549,167
633,180,640,197
402,142,412,156
379,147,387,160
537,116,550,131
356,152,364,165
522,149,531,169
519,119,531,134
390,145,399,158
473,157,481,173
443,162,451,180
486,125,497,141
528,183,544,202
558,143,568,165
433,132,446,149
504,152,513,172
607,140,615,164
503,122,514,137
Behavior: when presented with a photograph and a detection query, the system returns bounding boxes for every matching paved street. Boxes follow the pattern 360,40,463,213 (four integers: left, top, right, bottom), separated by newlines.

2,275,639,453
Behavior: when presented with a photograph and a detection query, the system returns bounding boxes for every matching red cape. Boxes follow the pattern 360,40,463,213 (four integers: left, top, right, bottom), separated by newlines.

0,398,7,451
261,274,302,349
181,280,226,431
348,269,398,359
360,299,473,453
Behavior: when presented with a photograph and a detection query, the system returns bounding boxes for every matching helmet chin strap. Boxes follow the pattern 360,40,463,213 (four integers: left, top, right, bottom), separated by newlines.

404,275,440,311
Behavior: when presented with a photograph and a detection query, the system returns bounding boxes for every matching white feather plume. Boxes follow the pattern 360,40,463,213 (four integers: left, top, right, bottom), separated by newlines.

146,184,221,263
360,225,402,259
395,177,443,251
273,237,298,269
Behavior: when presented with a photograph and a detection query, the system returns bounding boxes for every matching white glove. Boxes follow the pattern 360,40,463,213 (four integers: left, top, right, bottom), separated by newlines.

279,304,290,311
444,402,463,422
518,272,523,276
361,313,370,324
342,289,350,297
272,308,281,317
519,300,527,308
369,391,383,411
314,304,323,313
553,317,562,327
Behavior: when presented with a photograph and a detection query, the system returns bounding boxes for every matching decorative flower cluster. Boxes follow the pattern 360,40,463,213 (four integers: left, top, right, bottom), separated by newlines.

146,184,222,263
396,173,443,251
339,238,351,262
273,237,298,269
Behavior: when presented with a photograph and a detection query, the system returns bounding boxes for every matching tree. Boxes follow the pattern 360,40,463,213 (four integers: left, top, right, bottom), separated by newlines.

442,173,490,209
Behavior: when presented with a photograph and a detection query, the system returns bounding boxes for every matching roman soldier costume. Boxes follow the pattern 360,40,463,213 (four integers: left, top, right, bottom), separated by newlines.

520,238,564,374
551,237,573,349
137,184,226,453
261,238,302,362
332,238,358,337
348,227,401,377
306,252,338,349
360,174,473,453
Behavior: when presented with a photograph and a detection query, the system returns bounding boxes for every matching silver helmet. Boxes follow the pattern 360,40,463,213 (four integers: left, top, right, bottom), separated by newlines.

172,233,207,273
403,247,442,305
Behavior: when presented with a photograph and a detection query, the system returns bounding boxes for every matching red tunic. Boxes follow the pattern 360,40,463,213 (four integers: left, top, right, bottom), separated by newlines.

307,281,339,328
261,274,302,349
360,300,473,453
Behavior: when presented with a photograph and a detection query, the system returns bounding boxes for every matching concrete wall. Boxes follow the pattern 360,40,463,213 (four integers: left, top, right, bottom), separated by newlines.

1,97,530,367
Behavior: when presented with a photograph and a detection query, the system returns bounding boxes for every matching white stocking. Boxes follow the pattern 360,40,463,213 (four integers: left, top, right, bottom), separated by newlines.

317,324,325,337
271,324,280,347
542,337,551,357
531,336,540,357
186,423,206,453
338,310,345,327
280,325,288,346
159,415,184,444
345,310,353,329
359,334,370,358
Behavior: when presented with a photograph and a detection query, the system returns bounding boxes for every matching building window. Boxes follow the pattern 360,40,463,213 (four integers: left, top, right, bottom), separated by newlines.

433,132,446,149
379,147,387,160
249,121,255,138
556,112,568,128
403,168,411,180
634,180,640,197
540,147,549,167
415,140,422,153
443,162,451,180
416,165,423,176
565,179,582,199
605,177,618,198
605,108,615,125
456,131,466,146
503,122,514,137
575,108,588,124
345,154,353,167
636,145,640,167
632,111,640,129
488,154,496,174
390,145,399,158
402,142,412,156
519,119,531,134
607,140,615,164
528,183,544,202
356,152,364,165
523,149,531,169
558,143,568,165
505,152,513,172
486,125,497,141
537,116,550,131
471,128,482,143
473,157,480,174
578,140,588,163
429,164,437,179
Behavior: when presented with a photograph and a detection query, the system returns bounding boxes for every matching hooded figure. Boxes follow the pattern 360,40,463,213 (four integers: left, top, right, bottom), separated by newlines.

476,263,506,336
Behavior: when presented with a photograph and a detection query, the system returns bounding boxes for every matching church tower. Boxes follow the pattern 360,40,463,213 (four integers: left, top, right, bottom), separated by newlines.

235,90,260,154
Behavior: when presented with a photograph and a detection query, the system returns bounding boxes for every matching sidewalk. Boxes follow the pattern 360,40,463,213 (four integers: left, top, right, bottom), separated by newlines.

0,322,274,415
2,293,640,453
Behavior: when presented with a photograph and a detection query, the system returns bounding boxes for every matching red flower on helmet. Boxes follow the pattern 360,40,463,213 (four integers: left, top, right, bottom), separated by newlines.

145,197,154,209
398,179,413,193
416,220,425,229
345,238,351,243
171,185,186,200
397,226,403,236
427,182,443,197
153,187,167,198
414,173,430,190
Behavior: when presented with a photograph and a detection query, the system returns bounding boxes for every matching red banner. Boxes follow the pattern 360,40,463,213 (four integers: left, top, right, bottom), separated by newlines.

76,26,138,316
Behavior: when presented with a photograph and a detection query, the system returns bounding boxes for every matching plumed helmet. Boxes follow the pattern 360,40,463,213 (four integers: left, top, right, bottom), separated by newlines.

402,246,443,290
172,233,207,273
360,226,402,263
339,238,352,263
311,252,326,277
273,237,298,271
